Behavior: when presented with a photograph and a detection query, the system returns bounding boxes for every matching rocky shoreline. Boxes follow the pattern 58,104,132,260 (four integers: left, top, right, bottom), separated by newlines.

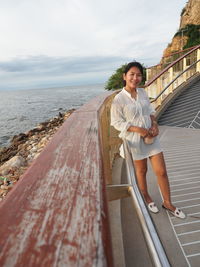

0,109,75,201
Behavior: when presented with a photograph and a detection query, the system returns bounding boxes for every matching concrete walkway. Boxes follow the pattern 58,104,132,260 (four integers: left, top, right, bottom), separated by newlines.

108,125,200,267
148,126,200,267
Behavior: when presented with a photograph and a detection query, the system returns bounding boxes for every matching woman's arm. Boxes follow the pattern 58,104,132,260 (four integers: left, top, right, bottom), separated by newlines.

149,115,159,137
127,125,149,137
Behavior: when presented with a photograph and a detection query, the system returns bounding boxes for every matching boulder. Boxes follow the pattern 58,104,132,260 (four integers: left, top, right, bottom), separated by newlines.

0,156,26,175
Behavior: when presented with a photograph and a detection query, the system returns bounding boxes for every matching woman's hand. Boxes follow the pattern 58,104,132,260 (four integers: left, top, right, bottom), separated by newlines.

128,126,157,138
149,125,159,137
139,127,150,137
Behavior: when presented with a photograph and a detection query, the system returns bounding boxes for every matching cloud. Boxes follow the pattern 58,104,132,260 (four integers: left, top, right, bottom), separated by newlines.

0,0,187,90
0,55,133,89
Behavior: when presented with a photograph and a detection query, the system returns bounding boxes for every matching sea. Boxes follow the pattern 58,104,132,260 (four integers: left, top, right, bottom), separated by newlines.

0,83,105,147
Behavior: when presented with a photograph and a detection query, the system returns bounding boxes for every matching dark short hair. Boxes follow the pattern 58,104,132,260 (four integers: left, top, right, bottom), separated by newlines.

124,61,143,75
123,61,144,86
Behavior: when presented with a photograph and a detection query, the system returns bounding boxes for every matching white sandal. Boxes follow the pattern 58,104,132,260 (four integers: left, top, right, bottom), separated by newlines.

148,202,159,213
162,205,186,219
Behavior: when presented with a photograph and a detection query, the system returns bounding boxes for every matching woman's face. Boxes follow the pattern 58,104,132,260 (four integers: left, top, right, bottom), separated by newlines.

123,66,142,89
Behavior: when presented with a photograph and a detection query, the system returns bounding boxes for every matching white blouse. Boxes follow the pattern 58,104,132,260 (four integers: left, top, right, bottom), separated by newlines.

111,88,162,160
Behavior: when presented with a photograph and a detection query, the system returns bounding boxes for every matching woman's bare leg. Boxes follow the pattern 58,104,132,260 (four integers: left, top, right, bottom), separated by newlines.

133,158,153,204
149,152,175,211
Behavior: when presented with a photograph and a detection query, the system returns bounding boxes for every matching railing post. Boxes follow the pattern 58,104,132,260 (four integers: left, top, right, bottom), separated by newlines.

156,78,161,106
169,67,174,93
197,48,200,73
183,57,187,81
100,103,113,185
146,68,151,81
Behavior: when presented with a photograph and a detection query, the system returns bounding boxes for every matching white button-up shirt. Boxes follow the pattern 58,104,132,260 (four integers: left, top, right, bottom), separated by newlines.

111,88,162,160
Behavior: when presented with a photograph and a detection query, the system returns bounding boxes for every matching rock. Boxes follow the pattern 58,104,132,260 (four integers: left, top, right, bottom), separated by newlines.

180,0,200,28
0,156,26,175
33,153,40,160
0,149,18,165
30,146,37,153
11,133,27,143
36,124,46,131
27,154,32,159
0,189,5,196
0,147,5,153
0,185,9,190
17,143,25,150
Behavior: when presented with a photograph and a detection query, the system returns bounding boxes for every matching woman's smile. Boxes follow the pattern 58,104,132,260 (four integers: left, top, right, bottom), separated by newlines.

123,66,142,90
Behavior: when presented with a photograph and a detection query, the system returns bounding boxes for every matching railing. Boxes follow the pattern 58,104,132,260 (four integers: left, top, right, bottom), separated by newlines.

98,90,122,184
145,44,200,109
0,91,116,267
147,45,199,80
160,45,199,68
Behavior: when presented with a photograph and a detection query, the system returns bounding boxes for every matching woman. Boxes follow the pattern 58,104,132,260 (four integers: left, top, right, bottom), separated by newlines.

111,61,186,219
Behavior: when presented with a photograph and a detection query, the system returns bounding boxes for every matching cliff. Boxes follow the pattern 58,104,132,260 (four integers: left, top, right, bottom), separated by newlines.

180,0,200,28
163,0,200,57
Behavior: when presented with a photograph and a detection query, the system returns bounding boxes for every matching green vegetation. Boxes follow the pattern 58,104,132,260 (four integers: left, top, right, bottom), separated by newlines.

105,63,146,90
174,24,200,49
105,64,126,90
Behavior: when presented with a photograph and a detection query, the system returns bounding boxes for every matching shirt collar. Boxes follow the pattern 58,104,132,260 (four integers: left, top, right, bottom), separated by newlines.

122,87,138,100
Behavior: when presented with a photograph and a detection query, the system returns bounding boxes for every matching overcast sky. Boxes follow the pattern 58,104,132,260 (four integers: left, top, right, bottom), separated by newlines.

0,0,187,90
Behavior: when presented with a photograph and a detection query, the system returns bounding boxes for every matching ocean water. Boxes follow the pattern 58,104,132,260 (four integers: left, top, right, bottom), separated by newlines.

0,84,105,147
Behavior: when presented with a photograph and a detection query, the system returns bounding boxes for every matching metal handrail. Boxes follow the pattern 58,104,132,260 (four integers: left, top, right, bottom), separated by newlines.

146,44,200,87
147,45,199,70
123,140,170,267
150,59,200,103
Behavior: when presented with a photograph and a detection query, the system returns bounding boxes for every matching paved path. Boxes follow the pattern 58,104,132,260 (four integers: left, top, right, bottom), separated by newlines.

148,126,200,267
108,125,200,266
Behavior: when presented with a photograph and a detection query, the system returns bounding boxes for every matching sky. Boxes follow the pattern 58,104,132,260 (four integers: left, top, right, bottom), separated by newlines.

0,0,187,90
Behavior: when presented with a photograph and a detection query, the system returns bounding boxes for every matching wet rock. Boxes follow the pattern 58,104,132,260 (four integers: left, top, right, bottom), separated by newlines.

11,133,27,143
0,149,18,165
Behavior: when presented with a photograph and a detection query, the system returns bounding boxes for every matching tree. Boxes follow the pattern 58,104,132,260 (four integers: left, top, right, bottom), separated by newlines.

105,64,126,90
105,63,146,90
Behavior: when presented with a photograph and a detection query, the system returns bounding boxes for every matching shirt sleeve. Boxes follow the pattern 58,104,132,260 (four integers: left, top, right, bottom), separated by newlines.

110,98,132,135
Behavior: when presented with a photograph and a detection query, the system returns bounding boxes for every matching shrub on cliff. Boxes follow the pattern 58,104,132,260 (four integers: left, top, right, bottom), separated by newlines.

174,24,200,49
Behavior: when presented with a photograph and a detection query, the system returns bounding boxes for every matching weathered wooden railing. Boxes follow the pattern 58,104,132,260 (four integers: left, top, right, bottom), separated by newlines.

98,90,122,184
0,90,122,267
145,44,200,109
